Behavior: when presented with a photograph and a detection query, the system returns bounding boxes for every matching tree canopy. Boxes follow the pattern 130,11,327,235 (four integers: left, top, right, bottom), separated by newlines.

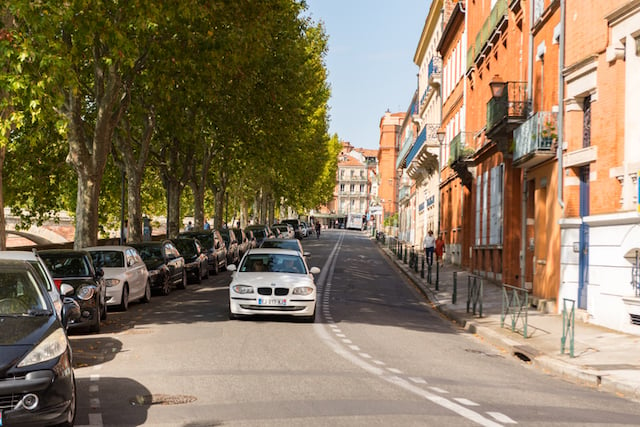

0,0,338,247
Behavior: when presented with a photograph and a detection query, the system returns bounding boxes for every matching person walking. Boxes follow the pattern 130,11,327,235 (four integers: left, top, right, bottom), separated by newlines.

315,221,321,239
435,233,445,267
423,230,435,267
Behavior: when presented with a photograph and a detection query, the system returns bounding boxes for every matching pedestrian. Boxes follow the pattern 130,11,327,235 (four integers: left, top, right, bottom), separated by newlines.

435,233,445,267
185,221,193,231
315,221,321,239
204,220,210,230
423,230,435,267
143,216,151,241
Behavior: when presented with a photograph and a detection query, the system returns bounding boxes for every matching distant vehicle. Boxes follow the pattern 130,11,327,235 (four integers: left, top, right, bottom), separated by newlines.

86,246,151,311
232,228,251,259
228,248,320,322
39,249,107,333
260,238,309,258
0,259,78,427
281,219,305,239
272,223,295,239
130,240,187,293
171,237,209,284
178,230,227,274
346,213,364,230
245,224,274,247
219,228,240,265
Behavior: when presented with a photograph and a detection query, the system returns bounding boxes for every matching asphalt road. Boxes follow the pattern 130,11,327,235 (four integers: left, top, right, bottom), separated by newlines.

69,230,640,427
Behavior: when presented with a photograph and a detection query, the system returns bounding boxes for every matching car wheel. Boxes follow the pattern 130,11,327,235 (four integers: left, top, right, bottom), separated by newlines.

89,306,101,333
100,299,108,321
55,373,76,427
162,275,171,296
222,258,228,271
141,280,151,303
119,285,129,311
178,269,187,289
203,263,210,279
195,267,202,284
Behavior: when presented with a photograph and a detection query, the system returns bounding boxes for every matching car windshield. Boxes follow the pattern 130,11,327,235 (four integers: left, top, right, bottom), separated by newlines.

134,245,163,261
41,254,90,278
249,229,266,239
90,250,124,268
240,254,305,274
174,240,196,257
0,268,48,315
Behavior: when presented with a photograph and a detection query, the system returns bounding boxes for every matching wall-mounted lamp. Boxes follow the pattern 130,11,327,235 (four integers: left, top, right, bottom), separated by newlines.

489,74,506,98
436,129,446,144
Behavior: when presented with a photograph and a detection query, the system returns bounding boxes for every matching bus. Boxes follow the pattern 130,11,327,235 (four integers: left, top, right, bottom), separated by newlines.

345,213,364,230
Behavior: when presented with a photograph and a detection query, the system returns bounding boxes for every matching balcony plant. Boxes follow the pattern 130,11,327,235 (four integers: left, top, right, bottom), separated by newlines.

540,120,557,148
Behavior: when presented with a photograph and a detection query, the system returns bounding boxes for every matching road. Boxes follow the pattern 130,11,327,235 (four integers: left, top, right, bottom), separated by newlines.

69,230,640,427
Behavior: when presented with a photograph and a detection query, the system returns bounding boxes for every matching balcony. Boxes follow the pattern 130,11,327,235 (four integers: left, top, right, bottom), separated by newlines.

467,0,508,70
428,56,442,87
486,81,528,153
512,111,557,168
448,131,475,189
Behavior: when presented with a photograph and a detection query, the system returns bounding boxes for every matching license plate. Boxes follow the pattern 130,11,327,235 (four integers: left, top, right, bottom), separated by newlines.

258,298,287,306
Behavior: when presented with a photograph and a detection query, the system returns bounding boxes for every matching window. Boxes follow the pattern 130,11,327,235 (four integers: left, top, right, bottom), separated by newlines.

482,171,488,245
475,176,482,246
489,164,504,245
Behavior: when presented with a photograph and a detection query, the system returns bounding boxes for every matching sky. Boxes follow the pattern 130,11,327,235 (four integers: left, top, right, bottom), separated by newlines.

304,0,430,150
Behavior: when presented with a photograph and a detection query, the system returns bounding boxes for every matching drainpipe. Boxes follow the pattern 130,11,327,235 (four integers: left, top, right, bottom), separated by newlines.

557,0,565,211
521,0,535,289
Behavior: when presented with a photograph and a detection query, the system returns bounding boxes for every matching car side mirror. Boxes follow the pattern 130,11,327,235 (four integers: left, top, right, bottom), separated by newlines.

309,267,320,274
61,297,81,328
96,268,104,278
303,252,311,258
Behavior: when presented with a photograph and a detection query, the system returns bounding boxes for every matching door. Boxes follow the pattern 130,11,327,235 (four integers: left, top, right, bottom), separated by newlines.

578,165,590,309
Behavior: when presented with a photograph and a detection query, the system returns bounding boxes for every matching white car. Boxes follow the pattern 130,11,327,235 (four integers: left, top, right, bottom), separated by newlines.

0,250,71,319
228,248,320,322
86,246,150,311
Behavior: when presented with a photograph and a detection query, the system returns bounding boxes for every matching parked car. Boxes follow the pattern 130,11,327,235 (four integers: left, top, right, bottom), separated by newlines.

86,246,151,311
282,218,305,239
245,229,258,249
219,228,240,265
178,230,227,274
272,223,295,239
233,228,251,258
39,249,107,333
228,248,320,322
259,238,310,258
171,237,209,284
0,250,67,320
130,240,187,294
0,259,78,427
245,224,274,247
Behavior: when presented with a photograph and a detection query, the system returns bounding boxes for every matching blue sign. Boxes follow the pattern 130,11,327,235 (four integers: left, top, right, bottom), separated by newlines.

426,195,435,207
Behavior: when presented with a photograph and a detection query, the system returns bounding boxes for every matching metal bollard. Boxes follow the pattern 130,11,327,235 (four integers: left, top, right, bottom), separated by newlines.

452,271,457,304
421,257,424,278
435,262,439,291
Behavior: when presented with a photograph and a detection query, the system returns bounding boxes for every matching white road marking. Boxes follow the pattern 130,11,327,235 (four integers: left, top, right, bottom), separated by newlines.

90,374,100,382
359,353,372,359
89,384,99,393
454,397,480,406
429,386,449,394
387,367,403,374
88,413,103,425
90,398,100,409
487,412,518,424
409,377,427,384
349,345,360,351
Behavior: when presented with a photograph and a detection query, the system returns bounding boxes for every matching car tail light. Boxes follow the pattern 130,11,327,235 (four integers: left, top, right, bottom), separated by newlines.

53,279,63,290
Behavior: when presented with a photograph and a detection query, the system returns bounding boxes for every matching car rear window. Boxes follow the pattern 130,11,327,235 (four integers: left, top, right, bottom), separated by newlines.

90,251,125,268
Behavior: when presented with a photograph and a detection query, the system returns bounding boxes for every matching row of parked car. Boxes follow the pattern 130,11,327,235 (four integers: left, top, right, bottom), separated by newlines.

0,220,313,426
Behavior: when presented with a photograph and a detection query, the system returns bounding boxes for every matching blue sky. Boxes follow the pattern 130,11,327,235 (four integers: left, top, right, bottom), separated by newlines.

304,0,430,149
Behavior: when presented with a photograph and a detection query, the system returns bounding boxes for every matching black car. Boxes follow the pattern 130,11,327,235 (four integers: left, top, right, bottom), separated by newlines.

178,230,227,274
130,240,187,293
232,228,251,259
171,238,209,284
244,225,274,247
244,229,258,249
218,228,240,265
39,249,107,333
0,259,78,427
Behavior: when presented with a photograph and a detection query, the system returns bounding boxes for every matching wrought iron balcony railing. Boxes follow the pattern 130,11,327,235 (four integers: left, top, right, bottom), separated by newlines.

513,111,557,166
428,56,442,86
467,0,508,70
449,131,475,163
486,81,528,135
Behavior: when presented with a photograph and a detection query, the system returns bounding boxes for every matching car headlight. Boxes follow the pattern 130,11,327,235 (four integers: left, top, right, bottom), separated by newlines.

292,286,314,296
105,278,121,287
18,328,67,367
76,285,96,300
231,284,254,294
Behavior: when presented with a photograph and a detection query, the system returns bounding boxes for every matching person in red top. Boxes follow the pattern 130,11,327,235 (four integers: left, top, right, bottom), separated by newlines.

435,234,445,267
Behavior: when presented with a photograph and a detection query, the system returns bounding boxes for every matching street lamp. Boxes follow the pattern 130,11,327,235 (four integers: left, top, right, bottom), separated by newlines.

436,129,445,144
489,74,506,98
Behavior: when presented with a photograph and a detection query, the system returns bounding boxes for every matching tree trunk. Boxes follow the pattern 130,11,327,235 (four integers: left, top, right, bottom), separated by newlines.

214,188,224,229
74,170,103,249
191,183,205,230
126,169,144,243
0,145,6,250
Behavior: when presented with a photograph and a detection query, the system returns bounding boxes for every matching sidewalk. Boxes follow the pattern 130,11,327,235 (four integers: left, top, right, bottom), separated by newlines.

378,242,640,403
